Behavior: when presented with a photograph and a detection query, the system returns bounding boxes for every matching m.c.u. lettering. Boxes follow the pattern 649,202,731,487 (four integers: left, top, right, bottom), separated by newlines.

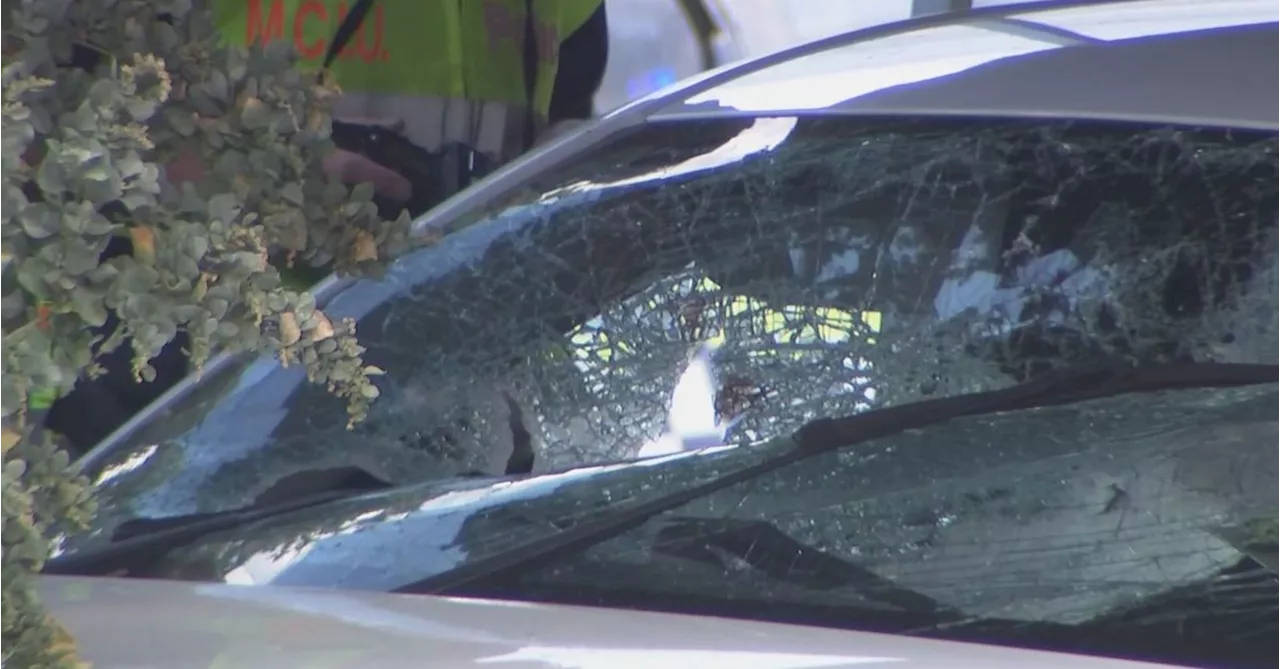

246,0,388,63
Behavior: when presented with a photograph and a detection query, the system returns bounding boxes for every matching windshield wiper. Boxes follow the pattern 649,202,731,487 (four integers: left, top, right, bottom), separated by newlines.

394,360,1277,596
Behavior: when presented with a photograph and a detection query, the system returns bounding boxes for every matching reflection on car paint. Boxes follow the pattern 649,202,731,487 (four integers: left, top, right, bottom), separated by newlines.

479,646,897,667
681,25,1063,112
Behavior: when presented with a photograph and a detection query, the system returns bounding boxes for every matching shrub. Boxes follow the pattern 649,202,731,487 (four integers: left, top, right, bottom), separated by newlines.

2,1,412,665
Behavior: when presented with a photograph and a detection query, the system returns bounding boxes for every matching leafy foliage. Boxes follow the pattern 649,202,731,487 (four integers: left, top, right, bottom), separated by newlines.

2,1,418,665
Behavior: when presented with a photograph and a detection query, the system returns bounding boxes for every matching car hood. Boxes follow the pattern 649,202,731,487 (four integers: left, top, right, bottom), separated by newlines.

40,575,1183,669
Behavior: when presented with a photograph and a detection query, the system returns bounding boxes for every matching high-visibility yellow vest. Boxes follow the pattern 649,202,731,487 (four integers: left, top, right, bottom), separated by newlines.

212,0,601,160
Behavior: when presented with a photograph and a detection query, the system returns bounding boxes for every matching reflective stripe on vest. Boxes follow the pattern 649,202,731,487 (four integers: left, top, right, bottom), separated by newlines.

213,0,601,159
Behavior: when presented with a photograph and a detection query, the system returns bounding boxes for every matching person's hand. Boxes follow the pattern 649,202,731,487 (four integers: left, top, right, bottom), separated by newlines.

164,147,412,203
322,148,413,203
163,113,414,203
324,115,413,202
164,146,207,186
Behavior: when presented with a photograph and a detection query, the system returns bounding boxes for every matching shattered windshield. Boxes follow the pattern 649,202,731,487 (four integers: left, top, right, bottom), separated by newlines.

71,115,1278,557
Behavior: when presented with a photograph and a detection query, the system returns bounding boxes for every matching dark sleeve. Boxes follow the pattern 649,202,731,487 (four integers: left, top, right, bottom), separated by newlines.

549,2,609,123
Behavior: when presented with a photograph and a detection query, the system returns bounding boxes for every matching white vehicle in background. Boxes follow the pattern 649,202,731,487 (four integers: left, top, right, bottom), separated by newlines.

43,1,1278,667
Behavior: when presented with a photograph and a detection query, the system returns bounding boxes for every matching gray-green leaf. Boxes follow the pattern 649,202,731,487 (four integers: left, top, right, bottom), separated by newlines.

19,204,61,239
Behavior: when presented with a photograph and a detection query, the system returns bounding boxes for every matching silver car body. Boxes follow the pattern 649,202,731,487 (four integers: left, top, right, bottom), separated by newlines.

46,1,1278,668
43,575,1186,669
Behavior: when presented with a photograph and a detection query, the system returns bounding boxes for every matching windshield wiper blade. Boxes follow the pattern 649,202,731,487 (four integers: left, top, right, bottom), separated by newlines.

792,360,1276,454
394,360,1277,596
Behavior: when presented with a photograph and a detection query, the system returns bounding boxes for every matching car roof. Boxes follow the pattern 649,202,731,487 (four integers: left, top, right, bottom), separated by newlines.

650,0,1278,129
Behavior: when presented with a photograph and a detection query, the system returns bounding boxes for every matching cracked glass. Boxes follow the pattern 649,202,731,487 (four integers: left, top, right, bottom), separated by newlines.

69,114,1277,653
